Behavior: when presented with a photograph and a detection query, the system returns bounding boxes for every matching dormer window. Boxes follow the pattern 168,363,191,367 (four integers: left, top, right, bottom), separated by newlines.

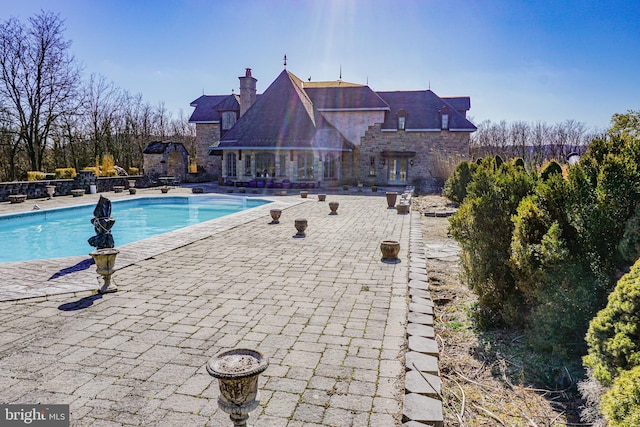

440,106,450,130
222,111,237,130
441,114,449,130
397,109,407,130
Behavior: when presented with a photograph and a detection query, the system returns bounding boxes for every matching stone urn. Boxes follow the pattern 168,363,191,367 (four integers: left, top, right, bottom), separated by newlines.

380,240,400,262
161,186,169,193
129,188,137,195
294,218,308,238
318,194,326,201
128,179,136,189
329,201,339,215
207,348,269,427
300,190,308,198
269,209,282,224
371,185,378,193
386,192,398,208
89,248,119,294
45,185,56,199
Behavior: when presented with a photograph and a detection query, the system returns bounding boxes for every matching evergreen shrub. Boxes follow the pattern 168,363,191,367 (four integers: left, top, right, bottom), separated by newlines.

600,365,640,427
584,258,640,385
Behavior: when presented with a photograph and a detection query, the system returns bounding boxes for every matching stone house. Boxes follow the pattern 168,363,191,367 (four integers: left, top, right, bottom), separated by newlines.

189,68,476,190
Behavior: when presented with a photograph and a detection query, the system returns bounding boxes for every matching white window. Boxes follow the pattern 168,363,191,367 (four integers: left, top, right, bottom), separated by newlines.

441,114,449,130
369,156,376,176
279,153,287,176
398,116,406,130
297,152,314,179
323,154,336,179
226,152,237,177
244,155,252,176
222,111,237,130
256,152,276,177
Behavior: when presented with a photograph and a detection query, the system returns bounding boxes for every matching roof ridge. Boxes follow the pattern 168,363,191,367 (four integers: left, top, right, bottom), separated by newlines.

287,71,316,126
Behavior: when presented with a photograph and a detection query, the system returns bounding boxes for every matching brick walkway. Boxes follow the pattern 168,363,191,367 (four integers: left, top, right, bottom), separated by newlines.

0,189,410,426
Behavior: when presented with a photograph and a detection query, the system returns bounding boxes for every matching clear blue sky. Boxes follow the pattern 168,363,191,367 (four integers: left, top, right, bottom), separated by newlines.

4,0,640,130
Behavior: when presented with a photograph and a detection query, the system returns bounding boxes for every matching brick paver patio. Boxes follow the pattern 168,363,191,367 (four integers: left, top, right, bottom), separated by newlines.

0,188,410,426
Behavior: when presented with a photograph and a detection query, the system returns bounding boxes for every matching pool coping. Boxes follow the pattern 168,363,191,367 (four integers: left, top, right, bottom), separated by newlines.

0,193,304,302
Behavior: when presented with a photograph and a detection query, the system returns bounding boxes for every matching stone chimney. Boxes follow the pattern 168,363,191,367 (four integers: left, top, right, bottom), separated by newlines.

239,68,257,117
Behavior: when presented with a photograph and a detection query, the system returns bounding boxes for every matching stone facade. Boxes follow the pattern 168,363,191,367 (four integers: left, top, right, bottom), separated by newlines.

358,124,470,191
195,123,221,177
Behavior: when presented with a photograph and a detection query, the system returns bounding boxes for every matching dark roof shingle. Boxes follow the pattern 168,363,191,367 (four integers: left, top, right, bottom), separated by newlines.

218,70,352,151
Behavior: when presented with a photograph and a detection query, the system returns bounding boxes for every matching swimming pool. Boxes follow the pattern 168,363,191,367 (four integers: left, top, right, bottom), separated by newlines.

0,195,270,263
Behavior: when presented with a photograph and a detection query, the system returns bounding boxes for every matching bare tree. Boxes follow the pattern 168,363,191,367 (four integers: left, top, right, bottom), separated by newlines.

0,11,81,172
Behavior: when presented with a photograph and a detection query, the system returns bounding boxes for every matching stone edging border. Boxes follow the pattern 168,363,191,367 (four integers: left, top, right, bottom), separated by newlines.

402,211,444,427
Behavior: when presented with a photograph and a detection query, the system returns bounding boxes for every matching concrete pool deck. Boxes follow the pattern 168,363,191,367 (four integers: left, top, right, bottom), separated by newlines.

0,186,432,426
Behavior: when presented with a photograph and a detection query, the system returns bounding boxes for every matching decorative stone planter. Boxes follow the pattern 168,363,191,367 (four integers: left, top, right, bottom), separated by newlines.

128,179,136,189
46,185,56,199
397,203,409,214
192,187,204,194
380,240,400,262
161,186,170,193
89,248,119,294
269,209,282,224
342,185,349,192
386,192,398,208
207,348,269,427
371,186,378,192
71,189,85,197
328,201,339,215
113,186,124,193
129,188,137,195
318,194,326,201
294,218,308,238
8,194,27,203
300,191,308,198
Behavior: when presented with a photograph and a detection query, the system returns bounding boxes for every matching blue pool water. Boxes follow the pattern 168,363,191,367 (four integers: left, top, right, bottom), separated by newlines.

0,195,270,263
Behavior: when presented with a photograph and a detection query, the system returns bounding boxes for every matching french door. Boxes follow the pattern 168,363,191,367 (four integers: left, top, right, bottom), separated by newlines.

388,158,408,184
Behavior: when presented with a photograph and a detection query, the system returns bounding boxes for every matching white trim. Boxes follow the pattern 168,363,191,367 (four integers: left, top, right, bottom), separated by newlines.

381,129,397,133
317,107,390,112
449,128,477,132
189,120,220,124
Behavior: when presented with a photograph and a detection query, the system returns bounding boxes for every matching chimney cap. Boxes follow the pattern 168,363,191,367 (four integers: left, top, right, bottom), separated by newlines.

245,68,252,77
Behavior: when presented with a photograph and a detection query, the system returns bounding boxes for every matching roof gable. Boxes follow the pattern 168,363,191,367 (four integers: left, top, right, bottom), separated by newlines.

219,70,351,151
189,94,239,123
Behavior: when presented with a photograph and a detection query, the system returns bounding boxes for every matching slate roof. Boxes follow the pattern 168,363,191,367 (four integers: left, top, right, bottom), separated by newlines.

305,86,389,111
189,94,240,123
142,141,186,154
443,97,471,114
376,90,476,131
216,70,352,152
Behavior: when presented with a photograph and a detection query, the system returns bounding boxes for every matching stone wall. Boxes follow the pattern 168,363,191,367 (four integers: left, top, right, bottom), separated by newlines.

0,173,144,202
195,123,222,177
358,124,470,193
